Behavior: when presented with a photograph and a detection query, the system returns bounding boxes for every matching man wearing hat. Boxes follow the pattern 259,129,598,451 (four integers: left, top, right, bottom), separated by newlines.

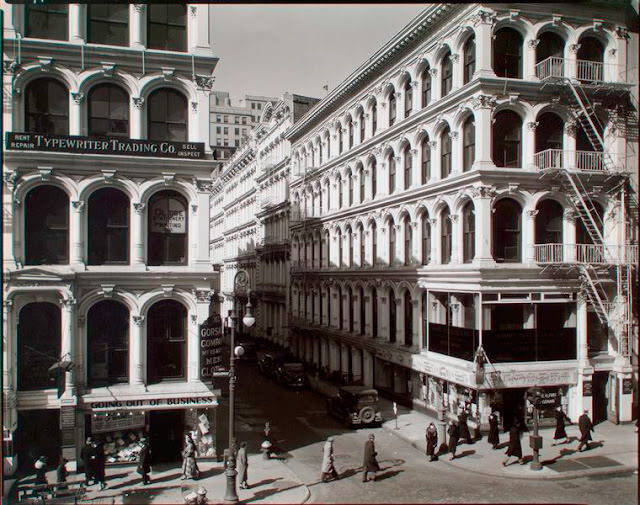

321,436,339,482
138,436,151,485
577,409,594,452
362,434,380,482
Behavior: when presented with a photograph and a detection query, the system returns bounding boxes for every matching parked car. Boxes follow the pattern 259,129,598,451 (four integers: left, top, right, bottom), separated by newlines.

236,340,257,360
274,362,309,389
326,386,382,427
257,353,285,378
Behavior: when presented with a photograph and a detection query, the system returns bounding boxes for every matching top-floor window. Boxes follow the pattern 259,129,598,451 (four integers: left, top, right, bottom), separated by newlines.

359,112,365,142
338,124,343,154
26,78,69,135
88,4,128,46
148,4,186,52
463,36,476,84
148,88,187,141
404,80,413,118
25,4,68,41
494,28,523,78
88,84,129,138
371,101,378,135
441,52,453,97
422,66,432,108
389,90,397,126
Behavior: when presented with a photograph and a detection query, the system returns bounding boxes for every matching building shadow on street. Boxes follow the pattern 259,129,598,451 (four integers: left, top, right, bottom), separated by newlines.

244,482,304,502
122,484,183,504
455,449,476,459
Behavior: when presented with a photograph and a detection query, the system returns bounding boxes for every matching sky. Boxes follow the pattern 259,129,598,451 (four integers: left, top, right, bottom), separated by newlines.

209,5,427,105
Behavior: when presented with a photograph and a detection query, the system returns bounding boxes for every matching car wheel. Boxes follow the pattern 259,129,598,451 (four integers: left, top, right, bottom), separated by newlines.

359,406,376,424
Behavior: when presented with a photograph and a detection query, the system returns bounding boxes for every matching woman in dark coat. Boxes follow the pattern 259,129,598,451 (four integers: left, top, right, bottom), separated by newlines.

181,434,200,480
458,407,471,444
362,434,380,482
503,422,525,466
138,438,151,485
56,458,68,488
93,441,107,490
447,420,459,460
552,406,571,445
488,411,500,449
425,423,438,461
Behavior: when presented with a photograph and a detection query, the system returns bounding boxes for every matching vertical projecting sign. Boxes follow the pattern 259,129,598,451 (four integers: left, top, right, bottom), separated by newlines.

200,314,223,379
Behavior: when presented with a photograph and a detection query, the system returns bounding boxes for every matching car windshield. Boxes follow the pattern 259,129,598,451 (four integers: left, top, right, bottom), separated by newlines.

283,363,304,372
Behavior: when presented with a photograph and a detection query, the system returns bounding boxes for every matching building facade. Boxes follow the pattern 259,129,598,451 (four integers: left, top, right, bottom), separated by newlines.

285,2,638,441
2,2,221,475
209,91,277,161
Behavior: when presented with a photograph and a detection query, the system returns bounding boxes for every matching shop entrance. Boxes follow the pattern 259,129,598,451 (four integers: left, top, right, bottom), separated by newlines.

592,371,609,424
501,388,526,431
149,410,184,463
15,410,61,473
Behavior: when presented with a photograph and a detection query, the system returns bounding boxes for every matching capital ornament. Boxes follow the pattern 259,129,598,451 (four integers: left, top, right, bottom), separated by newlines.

133,97,145,109
471,94,497,110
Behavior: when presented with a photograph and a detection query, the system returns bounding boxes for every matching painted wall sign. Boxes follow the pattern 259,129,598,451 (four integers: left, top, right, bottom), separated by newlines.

200,314,223,379
87,396,216,411
5,132,205,159
486,370,577,388
582,381,593,397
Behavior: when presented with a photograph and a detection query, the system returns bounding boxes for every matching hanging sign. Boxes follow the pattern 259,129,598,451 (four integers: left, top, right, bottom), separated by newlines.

200,314,223,379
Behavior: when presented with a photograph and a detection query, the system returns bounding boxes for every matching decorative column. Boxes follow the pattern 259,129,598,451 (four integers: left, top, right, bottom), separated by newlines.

566,43,581,80
576,293,593,420
70,92,84,136
131,97,144,139
471,94,496,169
449,214,460,264
471,10,496,78
130,315,145,386
430,218,439,265
393,223,402,266
69,4,84,42
525,121,539,170
132,202,146,267
525,209,538,263
131,4,145,49
564,209,577,262
449,131,460,175
70,201,84,266
411,222,420,265
60,297,77,396
3,300,14,392
430,68,440,104
191,290,213,383
451,53,461,91
472,186,495,265
411,80,421,114
525,39,540,80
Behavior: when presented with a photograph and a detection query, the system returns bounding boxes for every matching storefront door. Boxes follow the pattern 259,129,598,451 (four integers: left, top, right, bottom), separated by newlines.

15,410,61,472
592,371,608,424
607,373,619,424
149,410,184,463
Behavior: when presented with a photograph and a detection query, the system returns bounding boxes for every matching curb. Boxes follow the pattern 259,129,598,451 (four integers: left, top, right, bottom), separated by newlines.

279,457,311,504
382,422,637,481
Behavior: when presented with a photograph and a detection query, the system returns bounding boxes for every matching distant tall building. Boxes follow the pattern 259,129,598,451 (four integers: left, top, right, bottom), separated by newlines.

209,92,277,160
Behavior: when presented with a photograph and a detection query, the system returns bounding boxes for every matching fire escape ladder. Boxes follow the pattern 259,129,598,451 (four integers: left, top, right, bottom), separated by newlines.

564,79,604,150
579,265,610,326
617,264,633,357
562,170,607,247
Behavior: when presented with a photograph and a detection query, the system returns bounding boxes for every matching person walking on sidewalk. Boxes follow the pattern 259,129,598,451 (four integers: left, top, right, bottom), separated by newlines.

81,437,94,486
138,437,151,485
237,441,249,489
503,421,525,466
181,433,200,480
458,406,472,444
552,406,571,446
488,411,500,449
362,434,380,482
447,420,459,460
321,436,339,482
425,423,438,461
34,456,48,485
93,440,107,490
577,410,594,452
56,457,68,489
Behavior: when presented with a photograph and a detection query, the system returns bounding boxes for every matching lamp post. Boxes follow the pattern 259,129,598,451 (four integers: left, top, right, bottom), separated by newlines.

224,273,255,504
527,386,544,471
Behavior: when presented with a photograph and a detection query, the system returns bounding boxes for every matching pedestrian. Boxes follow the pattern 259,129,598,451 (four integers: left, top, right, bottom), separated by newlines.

552,406,571,446
488,411,500,449
34,456,48,485
321,436,339,482
362,433,380,482
56,457,68,489
237,441,249,489
577,409,594,452
92,440,107,490
81,437,94,486
425,423,438,461
138,437,151,485
458,406,472,444
181,433,200,480
447,420,459,460
503,421,525,466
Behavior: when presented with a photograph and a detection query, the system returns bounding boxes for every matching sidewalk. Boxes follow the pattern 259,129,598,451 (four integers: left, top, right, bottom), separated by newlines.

381,401,638,480
13,454,310,504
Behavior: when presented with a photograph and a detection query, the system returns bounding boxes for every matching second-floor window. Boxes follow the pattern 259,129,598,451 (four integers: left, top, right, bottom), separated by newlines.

26,78,69,135
26,4,68,41
148,88,187,141
148,4,186,52
88,4,129,46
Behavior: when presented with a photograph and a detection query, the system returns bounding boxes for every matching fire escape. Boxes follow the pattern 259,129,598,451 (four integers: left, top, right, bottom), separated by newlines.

535,56,637,360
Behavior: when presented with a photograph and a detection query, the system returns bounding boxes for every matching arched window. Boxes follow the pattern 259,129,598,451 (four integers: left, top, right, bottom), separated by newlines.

493,198,522,262
326,134,331,160
577,37,605,82
360,286,366,335
348,286,354,333
88,300,129,386
327,286,332,326
492,110,522,168
18,303,60,390
388,218,396,265
422,65,432,108
347,227,353,266
372,288,378,338
463,35,476,84
441,207,452,264
371,159,378,198
389,289,397,343
337,124,344,154
148,3,186,52
536,112,564,153
494,28,523,78
441,52,453,97
348,170,354,206
319,141,324,165
359,167,366,203
421,136,431,184
348,118,354,148
388,152,396,194
404,80,413,118
26,3,68,40
536,31,565,78
147,300,186,383
324,230,330,267
337,228,343,267
147,190,188,265
536,200,564,246
25,185,69,265
441,127,452,177
403,215,412,266
421,213,431,265
371,221,378,266
404,291,413,346
26,78,69,135
403,144,412,190
88,188,129,265
359,111,366,142
372,101,378,135
88,84,129,137
88,4,128,46
463,201,475,263
337,176,343,209
359,225,365,267
148,88,187,141
389,89,397,126
463,115,475,172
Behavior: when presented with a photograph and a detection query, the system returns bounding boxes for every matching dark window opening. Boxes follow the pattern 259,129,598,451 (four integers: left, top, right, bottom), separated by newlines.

148,4,186,52
492,110,522,168
88,84,129,138
147,300,186,383
88,4,128,46
464,36,476,84
493,28,523,78
147,190,188,265
88,300,129,386
26,79,69,135
25,185,69,265
26,4,68,40
148,88,187,141
88,188,130,265
493,198,522,262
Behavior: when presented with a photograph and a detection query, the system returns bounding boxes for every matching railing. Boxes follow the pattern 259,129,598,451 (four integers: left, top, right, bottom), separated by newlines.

533,243,636,265
575,244,606,264
535,57,632,84
535,57,565,80
534,149,613,172
533,243,564,263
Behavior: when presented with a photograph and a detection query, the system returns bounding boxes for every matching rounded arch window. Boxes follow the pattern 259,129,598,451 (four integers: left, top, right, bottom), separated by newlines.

577,36,605,83
492,110,522,168
388,218,396,265
463,201,475,263
536,199,564,244
404,80,413,118
26,78,69,135
371,287,378,338
147,299,186,383
371,100,378,135
421,212,432,265
403,144,412,190
493,198,522,262
536,112,564,153
148,88,187,141
463,35,476,84
462,115,475,172
147,190,188,265
441,127,452,178
421,65,432,108
388,88,397,126
421,136,431,184
403,214,412,266
18,302,60,391
370,159,378,198
88,188,130,265
493,27,523,78
371,221,378,266
88,83,129,138
441,51,453,96
389,288,397,343
88,300,129,386
404,290,413,346
441,207,452,264
25,185,69,265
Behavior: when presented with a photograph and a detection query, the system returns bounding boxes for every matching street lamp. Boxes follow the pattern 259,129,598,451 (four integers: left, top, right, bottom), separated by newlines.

527,386,544,471
224,273,255,504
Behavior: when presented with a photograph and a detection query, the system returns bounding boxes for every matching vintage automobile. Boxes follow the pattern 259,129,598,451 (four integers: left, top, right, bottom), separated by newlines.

257,353,285,378
274,362,309,389
326,386,382,427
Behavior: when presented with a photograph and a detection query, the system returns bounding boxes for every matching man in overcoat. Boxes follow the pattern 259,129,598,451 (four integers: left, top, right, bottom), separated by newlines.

80,437,94,486
138,437,151,485
362,434,380,482
487,411,500,449
577,410,594,452
425,423,438,461
320,436,339,482
447,420,459,460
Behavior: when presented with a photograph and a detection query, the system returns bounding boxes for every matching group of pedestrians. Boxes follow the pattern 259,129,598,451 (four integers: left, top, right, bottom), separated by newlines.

80,437,107,490
320,433,382,483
